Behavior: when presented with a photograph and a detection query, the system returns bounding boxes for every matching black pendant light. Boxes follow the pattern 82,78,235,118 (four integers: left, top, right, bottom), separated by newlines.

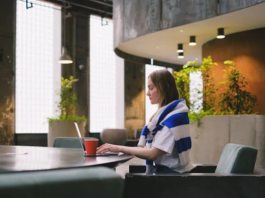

189,36,196,46
217,28,225,39
177,43,183,53
178,52,184,59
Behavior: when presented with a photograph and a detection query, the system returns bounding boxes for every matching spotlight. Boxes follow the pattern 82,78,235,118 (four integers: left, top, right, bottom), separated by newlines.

178,52,184,59
177,44,183,53
217,28,225,39
189,36,196,46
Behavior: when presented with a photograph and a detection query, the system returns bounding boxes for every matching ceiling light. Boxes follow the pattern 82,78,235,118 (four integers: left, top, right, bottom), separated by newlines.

189,36,196,46
58,3,73,64
177,44,183,53
178,52,184,59
58,46,73,64
217,28,225,39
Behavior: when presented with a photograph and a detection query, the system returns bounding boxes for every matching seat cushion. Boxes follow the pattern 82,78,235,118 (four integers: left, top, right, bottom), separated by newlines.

215,143,258,174
0,167,124,198
53,137,82,148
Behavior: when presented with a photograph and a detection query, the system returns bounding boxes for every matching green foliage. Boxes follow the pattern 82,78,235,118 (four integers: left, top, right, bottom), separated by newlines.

173,56,218,111
173,61,201,108
219,60,257,114
201,56,218,111
48,76,87,122
60,76,79,117
174,57,257,126
48,115,87,123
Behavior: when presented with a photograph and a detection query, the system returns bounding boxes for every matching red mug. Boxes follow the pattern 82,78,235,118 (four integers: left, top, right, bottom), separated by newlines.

84,138,99,155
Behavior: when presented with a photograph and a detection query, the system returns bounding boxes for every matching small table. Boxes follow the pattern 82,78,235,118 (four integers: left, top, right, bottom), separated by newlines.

0,145,133,172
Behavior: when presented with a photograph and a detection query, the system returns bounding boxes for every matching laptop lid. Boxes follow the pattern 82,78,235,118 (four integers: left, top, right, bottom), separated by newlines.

74,122,86,152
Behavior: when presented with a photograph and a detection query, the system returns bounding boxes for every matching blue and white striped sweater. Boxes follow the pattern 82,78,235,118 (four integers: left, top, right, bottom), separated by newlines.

138,99,192,173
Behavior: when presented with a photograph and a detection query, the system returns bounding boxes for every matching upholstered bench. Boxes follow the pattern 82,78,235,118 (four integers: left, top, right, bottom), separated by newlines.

124,143,265,198
0,167,124,198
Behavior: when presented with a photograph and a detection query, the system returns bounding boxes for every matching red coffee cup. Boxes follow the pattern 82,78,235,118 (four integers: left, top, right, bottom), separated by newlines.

84,138,99,155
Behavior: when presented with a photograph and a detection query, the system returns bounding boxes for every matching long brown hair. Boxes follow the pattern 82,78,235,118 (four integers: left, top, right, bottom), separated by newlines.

149,69,179,108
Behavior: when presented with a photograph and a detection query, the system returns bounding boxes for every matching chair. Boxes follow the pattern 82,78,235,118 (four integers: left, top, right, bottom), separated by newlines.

101,128,127,145
129,143,258,174
0,167,124,198
215,143,258,174
53,137,83,148
134,128,143,139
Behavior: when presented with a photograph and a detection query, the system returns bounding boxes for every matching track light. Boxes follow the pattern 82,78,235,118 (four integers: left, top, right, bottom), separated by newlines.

217,28,225,39
178,52,184,59
177,43,183,53
189,36,196,46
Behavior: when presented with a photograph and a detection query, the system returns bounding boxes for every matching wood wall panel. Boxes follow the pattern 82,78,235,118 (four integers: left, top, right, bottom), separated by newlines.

202,28,265,114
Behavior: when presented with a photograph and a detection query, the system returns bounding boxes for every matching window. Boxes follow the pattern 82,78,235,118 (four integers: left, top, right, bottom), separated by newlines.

89,15,124,132
15,0,61,133
145,64,165,124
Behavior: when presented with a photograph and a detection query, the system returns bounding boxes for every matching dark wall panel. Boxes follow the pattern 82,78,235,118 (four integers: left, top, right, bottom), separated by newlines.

202,28,265,114
0,0,15,145
125,61,145,138
61,13,89,134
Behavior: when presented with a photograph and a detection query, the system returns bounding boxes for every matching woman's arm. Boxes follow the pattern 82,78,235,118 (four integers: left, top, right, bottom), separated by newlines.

96,143,164,161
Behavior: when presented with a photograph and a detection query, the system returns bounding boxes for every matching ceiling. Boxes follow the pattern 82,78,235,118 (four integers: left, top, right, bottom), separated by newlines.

118,2,265,65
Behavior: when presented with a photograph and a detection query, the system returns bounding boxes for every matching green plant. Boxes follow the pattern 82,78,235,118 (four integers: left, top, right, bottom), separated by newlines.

173,56,218,112
219,60,257,114
200,56,218,111
173,61,201,108
48,76,87,122
175,56,257,126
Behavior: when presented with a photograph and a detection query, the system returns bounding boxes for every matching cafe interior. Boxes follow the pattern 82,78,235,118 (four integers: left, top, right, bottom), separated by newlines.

1,0,265,197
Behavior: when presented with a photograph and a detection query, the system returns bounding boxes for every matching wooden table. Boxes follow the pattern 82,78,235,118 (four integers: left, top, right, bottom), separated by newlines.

0,145,133,172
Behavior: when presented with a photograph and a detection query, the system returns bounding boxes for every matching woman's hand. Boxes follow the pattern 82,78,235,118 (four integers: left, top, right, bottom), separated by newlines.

96,143,121,153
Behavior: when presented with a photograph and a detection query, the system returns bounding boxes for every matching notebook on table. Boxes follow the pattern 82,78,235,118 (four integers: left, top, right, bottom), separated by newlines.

74,122,120,157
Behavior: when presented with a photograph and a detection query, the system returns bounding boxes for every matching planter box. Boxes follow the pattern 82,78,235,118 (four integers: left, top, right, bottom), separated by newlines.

190,115,265,169
48,120,86,147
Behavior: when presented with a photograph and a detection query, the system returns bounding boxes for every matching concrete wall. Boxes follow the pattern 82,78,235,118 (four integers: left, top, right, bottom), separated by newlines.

219,0,265,14
113,0,219,48
190,115,265,169
0,0,15,145
113,0,265,48
202,28,265,115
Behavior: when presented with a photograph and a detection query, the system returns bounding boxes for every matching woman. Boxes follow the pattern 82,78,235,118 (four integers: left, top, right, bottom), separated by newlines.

97,69,194,173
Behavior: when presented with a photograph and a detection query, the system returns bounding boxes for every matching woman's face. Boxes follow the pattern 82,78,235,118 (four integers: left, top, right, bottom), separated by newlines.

147,77,160,104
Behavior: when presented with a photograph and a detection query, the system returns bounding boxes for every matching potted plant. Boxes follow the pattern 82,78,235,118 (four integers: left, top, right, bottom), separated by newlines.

174,57,265,169
48,76,87,147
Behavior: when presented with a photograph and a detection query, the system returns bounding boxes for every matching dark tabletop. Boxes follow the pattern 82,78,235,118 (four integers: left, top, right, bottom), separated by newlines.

0,145,133,172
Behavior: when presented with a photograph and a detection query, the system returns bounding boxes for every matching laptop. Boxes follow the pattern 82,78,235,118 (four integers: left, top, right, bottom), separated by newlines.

74,122,119,157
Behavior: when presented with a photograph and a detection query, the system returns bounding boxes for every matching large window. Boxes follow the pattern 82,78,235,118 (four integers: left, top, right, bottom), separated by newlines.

89,15,124,132
15,0,61,133
145,64,165,124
